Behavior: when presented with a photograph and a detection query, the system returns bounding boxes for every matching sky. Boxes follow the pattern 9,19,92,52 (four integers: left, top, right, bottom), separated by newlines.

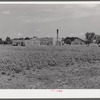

0,4,100,39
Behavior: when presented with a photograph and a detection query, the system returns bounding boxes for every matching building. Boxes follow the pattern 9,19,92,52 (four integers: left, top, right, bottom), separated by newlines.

71,38,86,45
12,38,25,46
55,38,62,46
25,37,53,46
12,37,54,46
25,37,40,46
39,37,53,46
62,37,86,45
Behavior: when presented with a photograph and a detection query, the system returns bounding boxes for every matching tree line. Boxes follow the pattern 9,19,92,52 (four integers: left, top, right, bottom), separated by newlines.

0,37,12,44
0,36,38,45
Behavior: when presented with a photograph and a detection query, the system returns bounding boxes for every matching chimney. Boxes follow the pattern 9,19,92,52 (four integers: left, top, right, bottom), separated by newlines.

57,29,59,42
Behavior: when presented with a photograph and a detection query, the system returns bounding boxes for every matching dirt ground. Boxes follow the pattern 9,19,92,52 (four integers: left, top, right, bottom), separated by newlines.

0,45,100,89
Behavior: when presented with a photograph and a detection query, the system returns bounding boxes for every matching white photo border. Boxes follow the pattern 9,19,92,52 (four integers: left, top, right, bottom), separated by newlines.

0,1,100,98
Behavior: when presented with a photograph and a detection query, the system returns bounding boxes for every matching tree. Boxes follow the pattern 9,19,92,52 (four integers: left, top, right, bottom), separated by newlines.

0,38,2,44
65,39,72,45
19,38,24,40
94,35,100,47
5,36,12,44
85,32,95,45
33,36,38,38
96,39,100,47
62,37,72,45
25,37,30,40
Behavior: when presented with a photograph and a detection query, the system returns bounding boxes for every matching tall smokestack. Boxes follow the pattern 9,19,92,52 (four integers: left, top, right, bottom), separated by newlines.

57,29,59,41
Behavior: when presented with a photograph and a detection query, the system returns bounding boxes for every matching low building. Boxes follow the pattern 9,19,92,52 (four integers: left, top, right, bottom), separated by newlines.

55,41,62,46
71,38,86,45
39,37,53,46
25,37,40,46
62,37,86,45
12,38,25,46
12,37,54,46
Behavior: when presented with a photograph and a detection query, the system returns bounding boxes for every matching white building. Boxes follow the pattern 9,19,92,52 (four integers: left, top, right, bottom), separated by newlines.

25,37,40,46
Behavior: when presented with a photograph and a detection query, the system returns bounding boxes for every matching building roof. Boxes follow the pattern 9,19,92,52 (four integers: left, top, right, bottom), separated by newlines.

39,37,53,40
64,37,85,42
12,38,24,40
74,37,86,42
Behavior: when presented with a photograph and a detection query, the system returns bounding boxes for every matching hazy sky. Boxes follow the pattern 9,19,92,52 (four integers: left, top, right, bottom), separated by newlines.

0,4,100,39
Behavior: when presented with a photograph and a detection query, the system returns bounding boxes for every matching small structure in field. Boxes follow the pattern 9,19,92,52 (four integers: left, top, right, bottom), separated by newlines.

12,38,25,46
39,37,53,46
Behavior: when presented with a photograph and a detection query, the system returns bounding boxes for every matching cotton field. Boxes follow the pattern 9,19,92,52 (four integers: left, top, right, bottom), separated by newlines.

0,45,100,89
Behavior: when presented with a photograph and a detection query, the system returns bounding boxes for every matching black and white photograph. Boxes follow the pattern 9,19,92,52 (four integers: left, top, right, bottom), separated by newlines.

0,2,100,90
